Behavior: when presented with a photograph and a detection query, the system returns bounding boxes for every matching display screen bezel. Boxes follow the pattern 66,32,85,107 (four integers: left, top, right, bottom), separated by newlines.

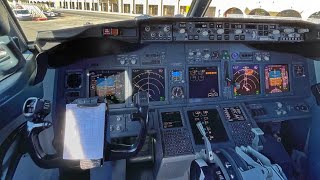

187,64,222,103
131,68,167,102
160,111,184,129
88,69,127,104
264,64,291,95
232,64,262,97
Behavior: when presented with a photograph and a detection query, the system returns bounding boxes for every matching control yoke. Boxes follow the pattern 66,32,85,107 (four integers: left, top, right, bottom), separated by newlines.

22,91,149,169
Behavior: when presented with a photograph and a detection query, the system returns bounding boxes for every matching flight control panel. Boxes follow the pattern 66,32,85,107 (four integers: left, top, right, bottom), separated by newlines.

59,19,314,160
62,42,312,149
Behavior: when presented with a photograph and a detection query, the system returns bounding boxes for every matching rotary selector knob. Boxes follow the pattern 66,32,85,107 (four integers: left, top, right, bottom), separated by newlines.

116,125,123,131
298,29,309,33
288,33,295,38
179,28,186,34
272,30,280,35
276,102,283,108
131,59,137,64
164,25,170,32
196,52,201,56
120,59,126,65
204,53,210,59
235,29,243,34
189,51,194,56
276,110,282,116
284,28,294,34
217,29,224,34
252,31,257,39
202,31,209,36
256,56,262,61
263,55,270,61
145,26,150,32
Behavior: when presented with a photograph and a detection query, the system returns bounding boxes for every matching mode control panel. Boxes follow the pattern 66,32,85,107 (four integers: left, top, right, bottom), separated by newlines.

141,24,173,42
169,22,309,42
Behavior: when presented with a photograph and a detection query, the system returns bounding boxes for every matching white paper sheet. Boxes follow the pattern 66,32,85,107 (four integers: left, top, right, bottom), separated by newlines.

63,103,106,160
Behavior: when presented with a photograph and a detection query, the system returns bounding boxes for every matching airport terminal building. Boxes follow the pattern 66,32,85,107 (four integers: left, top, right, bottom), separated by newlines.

28,0,320,20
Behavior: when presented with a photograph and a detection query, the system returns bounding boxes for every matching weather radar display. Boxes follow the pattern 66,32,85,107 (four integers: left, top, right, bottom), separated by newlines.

265,64,290,94
233,64,260,96
132,68,166,101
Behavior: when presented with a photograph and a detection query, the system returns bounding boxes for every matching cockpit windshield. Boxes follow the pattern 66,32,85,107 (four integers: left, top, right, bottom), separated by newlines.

6,0,320,40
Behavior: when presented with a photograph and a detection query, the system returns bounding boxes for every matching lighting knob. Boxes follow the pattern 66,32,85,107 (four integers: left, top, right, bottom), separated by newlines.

120,59,125,65
196,52,201,56
252,31,257,39
272,30,280,35
131,59,137,64
116,125,123,131
264,56,270,61
179,28,186,34
217,29,224,34
298,29,309,33
202,31,209,36
164,25,170,32
145,26,150,32
276,102,283,108
288,33,295,38
256,56,262,61
235,29,242,34
276,110,282,116
204,54,210,59
284,28,294,34
189,51,194,56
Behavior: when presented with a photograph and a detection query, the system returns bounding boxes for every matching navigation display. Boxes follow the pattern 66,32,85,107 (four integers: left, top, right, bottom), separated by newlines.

89,70,125,104
132,68,165,101
189,67,219,99
265,64,290,94
233,64,260,96
187,109,228,145
161,111,183,129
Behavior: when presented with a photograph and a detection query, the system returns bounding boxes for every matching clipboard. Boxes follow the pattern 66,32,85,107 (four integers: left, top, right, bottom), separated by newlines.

63,97,107,169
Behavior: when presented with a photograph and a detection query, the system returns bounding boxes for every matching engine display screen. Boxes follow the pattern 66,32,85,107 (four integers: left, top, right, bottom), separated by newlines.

233,64,260,96
89,70,125,104
189,67,219,99
265,64,290,94
132,68,165,101
161,111,183,129
187,109,228,145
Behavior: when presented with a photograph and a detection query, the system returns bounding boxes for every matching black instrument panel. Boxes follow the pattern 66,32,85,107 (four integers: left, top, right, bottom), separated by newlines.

47,18,315,164
64,43,310,109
